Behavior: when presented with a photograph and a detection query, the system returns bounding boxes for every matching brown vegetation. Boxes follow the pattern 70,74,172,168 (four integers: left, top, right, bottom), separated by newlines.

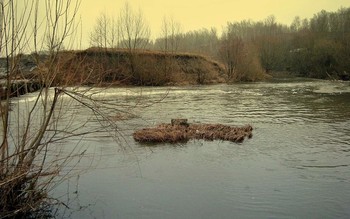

0,1,90,218
219,35,268,82
55,48,226,86
133,121,253,144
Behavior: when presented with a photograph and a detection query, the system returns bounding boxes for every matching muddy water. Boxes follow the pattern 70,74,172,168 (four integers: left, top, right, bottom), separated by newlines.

49,79,350,218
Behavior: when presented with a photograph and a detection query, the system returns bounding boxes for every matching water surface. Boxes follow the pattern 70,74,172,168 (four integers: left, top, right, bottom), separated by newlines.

33,79,350,218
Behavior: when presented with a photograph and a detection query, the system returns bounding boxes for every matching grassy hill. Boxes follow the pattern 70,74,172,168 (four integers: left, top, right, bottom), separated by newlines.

55,48,226,86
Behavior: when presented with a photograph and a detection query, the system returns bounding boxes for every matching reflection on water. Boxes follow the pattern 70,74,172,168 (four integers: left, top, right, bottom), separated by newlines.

20,79,350,218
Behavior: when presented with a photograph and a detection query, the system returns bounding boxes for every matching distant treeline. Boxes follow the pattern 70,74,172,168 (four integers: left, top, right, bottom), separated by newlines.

91,6,350,81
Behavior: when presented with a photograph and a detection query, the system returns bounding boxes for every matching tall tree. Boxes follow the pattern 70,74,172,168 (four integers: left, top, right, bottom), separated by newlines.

89,12,110,48
160,15,181,54
117,2,151,84
118,2,150,51
90,13,120,48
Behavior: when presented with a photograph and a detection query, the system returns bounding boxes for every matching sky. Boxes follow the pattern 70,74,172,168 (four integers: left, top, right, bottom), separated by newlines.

76,0,350,48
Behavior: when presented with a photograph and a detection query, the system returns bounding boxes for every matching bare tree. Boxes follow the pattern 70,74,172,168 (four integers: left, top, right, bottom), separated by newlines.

0,1,122,217
160,16,169,52
160,15,181,54
89,12,120,49
90,12,110,48
219,29,265,82
157,16,182,81
218,32,244,80
118,2,150,51
108,16,119,48
117,2,151,84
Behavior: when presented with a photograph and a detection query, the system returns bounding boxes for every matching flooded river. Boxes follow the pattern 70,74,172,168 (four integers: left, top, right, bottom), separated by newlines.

18,79,350,218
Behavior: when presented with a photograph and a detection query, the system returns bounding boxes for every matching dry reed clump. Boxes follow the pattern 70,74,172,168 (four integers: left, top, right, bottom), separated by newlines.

0,170,54,218
133,122,253,144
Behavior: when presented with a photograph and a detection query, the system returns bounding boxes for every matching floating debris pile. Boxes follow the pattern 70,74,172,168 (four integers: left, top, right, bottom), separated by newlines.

133,119,253,144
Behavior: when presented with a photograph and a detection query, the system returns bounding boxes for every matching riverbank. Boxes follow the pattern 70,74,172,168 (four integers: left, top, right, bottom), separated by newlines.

55,48,227,86
3,48,347,100
0,48,227,98
0,79,42,100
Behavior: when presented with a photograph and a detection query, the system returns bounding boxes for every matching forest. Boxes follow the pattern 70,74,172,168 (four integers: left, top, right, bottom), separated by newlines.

90,5,350,81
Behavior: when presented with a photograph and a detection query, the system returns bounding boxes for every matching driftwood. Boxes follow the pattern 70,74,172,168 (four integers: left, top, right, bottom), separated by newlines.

133,120,253,144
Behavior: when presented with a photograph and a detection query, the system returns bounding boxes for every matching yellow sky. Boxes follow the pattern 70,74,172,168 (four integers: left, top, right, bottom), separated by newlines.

77,0,350,48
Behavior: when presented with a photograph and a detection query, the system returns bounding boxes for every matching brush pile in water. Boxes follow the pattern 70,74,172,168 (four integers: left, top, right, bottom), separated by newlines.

133,120,253,144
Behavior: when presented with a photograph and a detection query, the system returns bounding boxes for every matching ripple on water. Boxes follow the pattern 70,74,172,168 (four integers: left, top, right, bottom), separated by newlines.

29,81,350,219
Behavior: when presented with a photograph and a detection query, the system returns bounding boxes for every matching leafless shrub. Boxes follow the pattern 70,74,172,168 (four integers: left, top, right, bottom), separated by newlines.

0,1,126,218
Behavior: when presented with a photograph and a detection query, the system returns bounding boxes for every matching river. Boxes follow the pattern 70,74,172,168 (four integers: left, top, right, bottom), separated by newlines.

15,79,350,218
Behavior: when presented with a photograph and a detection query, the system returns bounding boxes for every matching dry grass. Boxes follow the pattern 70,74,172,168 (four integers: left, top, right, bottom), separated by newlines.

0,169,54,218
133,123,253,144
54,48,226,86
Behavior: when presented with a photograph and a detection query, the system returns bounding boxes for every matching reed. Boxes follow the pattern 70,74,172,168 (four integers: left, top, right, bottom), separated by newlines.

133,122,253,144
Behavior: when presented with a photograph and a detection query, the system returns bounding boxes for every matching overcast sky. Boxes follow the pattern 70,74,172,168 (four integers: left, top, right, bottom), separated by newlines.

78,0,350,48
